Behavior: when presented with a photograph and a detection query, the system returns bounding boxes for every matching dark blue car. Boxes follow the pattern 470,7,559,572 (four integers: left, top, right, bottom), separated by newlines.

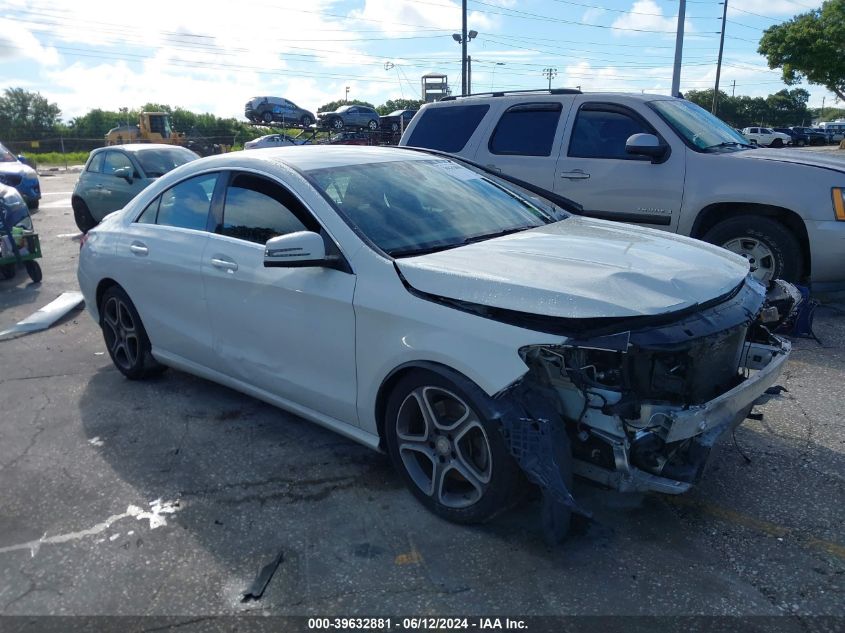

0,142,41,209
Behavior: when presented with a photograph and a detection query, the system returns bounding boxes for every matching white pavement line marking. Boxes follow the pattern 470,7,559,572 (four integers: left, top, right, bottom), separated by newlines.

0,499,180,557
39,200,71,209
57,232,82,238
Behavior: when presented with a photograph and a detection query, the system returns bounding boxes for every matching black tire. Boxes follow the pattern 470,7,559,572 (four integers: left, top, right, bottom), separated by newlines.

25,260,41,283
750,139,758,147
771,138,784,148
367,119,379,131
27,199,39,210
331,117,344,131
301,115,313,127
390,122,400,133
99,286,166,380
384,369,522,524
261,112,273,124
1,264,15,280
702,215,802,283
72,198,97,233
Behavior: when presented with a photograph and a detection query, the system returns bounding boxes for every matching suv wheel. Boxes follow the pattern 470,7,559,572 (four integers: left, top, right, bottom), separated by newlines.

368,119,378,131
261,112,273,124
771,138,784,148
301,115,313,127
703,215,801,283
384,369,521,524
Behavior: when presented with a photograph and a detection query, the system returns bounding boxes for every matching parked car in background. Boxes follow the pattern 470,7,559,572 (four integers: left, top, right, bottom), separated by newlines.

325,131,373,146
317,105,380,131
380,109,418,133
773,127,807,147
791,126,828,146
0,141,41,209
244,134,298,150
811,127,835,144
400,89,845,288
244,96,315,127
817,121,845,143
741,127,791,147
71,144,199,232
76,145,795,539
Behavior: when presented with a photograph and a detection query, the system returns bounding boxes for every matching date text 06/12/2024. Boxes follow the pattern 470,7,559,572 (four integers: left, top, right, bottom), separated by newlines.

307,618,528,630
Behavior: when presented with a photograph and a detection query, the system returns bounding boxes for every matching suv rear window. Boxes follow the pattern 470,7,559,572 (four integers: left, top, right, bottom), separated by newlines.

407,104,490,152
489,103,562,156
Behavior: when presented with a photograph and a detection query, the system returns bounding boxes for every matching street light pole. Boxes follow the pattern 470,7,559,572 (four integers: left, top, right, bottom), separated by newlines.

462,0,468,96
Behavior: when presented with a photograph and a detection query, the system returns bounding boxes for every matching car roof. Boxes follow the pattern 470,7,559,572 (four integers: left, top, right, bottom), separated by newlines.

182,145,433,173
91,144,190,154
429,90,672,105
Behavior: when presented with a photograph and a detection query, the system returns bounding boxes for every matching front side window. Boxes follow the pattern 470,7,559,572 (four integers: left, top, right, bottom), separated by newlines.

86,152,105,173
568,107,650,159
307,158,564,257
490,103,562,156
155,173,217,230
407,104,490,153
102,151,133,175
218,173,315,244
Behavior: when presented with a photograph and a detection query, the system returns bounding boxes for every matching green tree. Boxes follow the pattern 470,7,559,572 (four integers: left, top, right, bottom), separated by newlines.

376,98,425,115
317,99,375,113
765,88,811,126
0,88,62,140
758,0,845,100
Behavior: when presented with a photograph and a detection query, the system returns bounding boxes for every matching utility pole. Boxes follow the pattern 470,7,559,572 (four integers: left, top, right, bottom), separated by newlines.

712,0,728,114
467,56,472,94
543,67,557,90
671,0,686,97
345,86,350,103
461,0,468,96
731,79,736,97
821,96,826,121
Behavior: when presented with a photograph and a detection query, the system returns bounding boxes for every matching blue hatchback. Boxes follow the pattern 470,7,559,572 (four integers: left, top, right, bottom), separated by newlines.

0,142,41,209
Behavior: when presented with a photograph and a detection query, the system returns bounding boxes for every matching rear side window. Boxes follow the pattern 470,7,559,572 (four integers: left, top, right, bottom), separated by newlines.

489,103,562,156
568,107,650,159
407,104,490,152
218,173,317,244
156,173,217,231
86,153,105,173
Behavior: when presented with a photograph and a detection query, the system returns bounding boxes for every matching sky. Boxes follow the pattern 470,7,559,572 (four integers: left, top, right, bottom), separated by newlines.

0,0,837,124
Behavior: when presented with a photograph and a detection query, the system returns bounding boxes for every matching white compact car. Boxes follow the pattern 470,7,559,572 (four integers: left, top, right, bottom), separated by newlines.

77,146,794,538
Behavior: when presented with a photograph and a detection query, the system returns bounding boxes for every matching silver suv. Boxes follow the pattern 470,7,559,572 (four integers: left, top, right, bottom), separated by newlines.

400,89,845,289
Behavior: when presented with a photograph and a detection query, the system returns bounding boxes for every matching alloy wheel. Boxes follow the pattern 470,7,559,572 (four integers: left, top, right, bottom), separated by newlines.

722,236,776,283
395,386,493,508
102,296,140,371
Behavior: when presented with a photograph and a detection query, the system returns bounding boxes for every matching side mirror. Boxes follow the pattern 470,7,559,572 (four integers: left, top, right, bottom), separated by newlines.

264,231,327,268
113,166,134,183
625,133,669,163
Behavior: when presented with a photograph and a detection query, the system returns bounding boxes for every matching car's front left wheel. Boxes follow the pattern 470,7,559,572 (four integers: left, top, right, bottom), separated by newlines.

72,198,97,233
100,286,165,380
384,369,521,524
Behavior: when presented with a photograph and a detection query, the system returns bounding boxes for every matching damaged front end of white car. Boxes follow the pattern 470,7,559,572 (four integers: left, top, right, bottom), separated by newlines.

487,276,795,529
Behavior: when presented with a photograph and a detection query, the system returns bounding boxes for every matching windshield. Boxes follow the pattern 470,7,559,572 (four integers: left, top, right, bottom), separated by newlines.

0,143,17,163
135,148,197,177
307,158,566,257
650,99,751,151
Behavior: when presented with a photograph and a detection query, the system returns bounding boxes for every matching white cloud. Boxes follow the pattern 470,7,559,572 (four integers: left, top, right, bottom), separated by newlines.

581,8,607,26
0,18,59,65
350,0,496,36
611,0,693,37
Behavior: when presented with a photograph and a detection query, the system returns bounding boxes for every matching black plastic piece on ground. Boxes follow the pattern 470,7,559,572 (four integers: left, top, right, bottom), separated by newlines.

241,551,284,602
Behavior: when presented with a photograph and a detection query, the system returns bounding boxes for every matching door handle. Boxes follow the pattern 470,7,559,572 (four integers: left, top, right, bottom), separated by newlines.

485,164,502,173
559,170,590,180
211,257,238,272
129,241,148,256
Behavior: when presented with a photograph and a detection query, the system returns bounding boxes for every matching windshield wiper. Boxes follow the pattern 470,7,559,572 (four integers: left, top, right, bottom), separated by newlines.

458,225,538,246
703,141,753,151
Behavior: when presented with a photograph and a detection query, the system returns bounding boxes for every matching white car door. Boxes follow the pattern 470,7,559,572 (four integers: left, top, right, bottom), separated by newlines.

553,101,685,231
472,100,573,190
201,171,358,424
115,172,220,367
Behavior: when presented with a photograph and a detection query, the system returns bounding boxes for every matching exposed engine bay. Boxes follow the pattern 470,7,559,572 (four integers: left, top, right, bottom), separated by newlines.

496,277,796,510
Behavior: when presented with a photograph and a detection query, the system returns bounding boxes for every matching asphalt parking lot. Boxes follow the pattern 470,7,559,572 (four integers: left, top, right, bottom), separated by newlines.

0,170,843,627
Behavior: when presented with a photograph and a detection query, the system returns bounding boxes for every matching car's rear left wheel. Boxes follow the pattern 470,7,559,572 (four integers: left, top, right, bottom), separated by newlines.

100,286,165,380
385,369,521,524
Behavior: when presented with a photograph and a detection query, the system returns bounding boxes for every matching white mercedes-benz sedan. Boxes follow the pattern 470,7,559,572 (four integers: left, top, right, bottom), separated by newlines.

78,145,794,539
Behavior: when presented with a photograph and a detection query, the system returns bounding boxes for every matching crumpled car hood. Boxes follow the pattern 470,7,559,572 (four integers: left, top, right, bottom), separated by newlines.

396,217,750,319
730,148,845,173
